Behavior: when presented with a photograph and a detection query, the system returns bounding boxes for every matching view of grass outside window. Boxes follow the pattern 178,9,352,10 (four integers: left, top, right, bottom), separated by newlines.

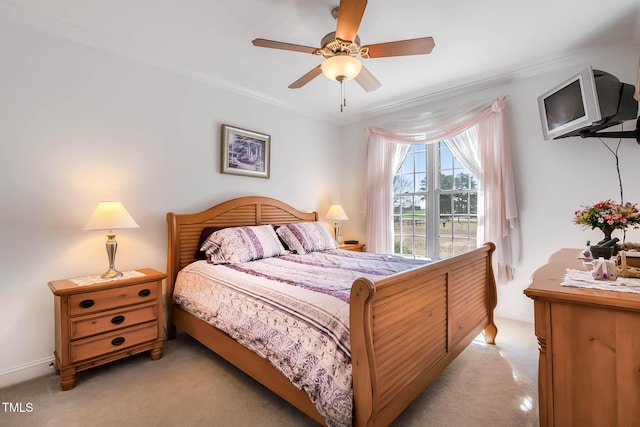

393,142,478,259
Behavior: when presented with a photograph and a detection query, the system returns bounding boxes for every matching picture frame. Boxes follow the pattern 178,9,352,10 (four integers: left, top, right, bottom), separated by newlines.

221,124,271,179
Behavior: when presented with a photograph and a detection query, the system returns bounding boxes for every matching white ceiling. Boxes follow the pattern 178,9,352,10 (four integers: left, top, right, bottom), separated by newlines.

2,0,639,122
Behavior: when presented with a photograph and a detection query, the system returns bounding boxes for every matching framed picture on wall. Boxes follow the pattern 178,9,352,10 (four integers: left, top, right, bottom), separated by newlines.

221,124,271,179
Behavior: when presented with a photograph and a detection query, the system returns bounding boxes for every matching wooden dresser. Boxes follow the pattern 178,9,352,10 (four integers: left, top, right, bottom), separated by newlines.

524,249,640,426
48,268,166,390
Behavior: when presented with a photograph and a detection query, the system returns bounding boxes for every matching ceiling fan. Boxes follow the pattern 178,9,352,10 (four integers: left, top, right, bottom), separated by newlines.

252,0,435,110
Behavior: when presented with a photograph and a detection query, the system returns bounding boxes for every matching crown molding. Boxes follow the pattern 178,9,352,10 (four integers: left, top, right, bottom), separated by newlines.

339,42,640,126
2,2,636,129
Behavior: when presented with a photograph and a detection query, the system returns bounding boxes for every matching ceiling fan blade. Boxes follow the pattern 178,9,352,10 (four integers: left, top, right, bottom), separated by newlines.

252,38,318,54
363,37,435,58
354,65,381,92
288,65,323,89
335,0,367,43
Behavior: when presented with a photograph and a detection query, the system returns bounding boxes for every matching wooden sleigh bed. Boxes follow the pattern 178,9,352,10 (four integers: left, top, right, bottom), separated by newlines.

166,196,498,426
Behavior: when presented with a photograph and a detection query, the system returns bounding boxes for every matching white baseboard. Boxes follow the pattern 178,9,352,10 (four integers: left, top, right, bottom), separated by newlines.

495,307,534,324
0,356,55,389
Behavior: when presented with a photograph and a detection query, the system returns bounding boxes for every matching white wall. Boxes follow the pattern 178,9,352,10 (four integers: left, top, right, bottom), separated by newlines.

0,19,341,387
339,46,640,323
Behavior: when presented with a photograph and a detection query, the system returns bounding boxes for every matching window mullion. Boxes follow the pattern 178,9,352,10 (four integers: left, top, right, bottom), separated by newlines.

426,143,439,259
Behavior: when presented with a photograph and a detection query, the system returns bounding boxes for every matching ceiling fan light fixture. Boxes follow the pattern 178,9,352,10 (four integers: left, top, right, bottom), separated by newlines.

321,55,362,82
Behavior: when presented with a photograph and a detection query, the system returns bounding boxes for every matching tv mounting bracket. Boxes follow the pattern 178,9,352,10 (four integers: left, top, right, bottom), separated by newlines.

579,117,640,143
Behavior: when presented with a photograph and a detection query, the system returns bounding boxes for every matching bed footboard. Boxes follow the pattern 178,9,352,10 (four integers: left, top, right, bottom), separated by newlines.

350,243,497,426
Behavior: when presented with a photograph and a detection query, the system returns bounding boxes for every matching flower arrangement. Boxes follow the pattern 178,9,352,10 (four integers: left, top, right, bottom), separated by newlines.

573,199,640,231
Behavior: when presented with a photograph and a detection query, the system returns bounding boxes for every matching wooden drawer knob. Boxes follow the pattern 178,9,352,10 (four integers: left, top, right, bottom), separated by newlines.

138,289,151,297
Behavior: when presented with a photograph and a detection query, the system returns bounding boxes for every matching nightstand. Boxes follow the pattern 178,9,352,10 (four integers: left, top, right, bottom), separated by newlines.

48,268,166,390
339,243,366,252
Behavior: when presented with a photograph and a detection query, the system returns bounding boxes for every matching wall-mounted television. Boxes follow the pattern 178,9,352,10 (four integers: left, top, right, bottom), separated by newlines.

537,66,638,140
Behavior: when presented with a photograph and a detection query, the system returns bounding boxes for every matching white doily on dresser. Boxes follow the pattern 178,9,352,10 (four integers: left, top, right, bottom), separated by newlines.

70,270,145,286
562,268,640,294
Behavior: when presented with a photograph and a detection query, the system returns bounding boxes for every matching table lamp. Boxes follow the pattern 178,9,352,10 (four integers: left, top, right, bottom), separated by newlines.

84,201,139,278
324,204,349,244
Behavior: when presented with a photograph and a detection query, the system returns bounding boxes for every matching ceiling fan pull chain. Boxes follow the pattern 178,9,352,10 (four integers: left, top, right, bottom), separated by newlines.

340,79,345,112
344,80,347,108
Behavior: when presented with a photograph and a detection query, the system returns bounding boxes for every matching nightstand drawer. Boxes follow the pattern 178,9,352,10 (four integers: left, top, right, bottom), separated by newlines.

68,282,158,316
70,302,158,340
339,243,366,252
70,322,159,363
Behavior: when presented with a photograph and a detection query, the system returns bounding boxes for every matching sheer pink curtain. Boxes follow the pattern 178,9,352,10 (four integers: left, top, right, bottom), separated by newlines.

364,96,519,282
363,135,399,253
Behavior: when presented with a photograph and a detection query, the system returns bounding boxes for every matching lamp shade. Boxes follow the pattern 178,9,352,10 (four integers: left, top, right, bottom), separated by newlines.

324,204,349,221
84,201,139,231
321,55,362,82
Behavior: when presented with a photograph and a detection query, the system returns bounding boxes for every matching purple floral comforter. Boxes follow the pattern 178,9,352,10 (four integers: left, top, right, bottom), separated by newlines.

173,249,428,427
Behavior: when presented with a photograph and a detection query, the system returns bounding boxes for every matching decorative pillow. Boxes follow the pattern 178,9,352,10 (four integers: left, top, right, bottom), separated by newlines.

200,225,286,264
276,222,337,254
196,226,226,260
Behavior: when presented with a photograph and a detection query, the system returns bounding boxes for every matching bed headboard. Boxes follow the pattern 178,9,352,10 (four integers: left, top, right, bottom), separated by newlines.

165,196,318,297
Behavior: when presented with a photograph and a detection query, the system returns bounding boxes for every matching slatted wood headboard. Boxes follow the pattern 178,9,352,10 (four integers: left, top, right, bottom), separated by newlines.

165,196,318,299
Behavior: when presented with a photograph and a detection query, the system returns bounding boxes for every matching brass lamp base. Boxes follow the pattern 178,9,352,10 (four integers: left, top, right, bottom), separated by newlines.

101,267,123,279
333,220,343,244
101,230,123,279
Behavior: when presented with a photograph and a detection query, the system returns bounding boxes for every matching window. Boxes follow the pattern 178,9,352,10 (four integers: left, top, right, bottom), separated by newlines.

393,141,478,259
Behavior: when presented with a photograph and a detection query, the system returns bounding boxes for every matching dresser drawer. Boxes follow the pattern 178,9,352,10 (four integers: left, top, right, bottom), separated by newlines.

70,322,159,363
68,282,159,316
70,302,158,340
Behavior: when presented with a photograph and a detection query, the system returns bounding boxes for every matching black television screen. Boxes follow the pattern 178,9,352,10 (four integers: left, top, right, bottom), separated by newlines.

544,80,586,132
537,67,601,140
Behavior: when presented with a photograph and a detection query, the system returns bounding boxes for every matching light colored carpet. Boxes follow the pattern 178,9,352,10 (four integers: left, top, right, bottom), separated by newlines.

0,317,539,426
